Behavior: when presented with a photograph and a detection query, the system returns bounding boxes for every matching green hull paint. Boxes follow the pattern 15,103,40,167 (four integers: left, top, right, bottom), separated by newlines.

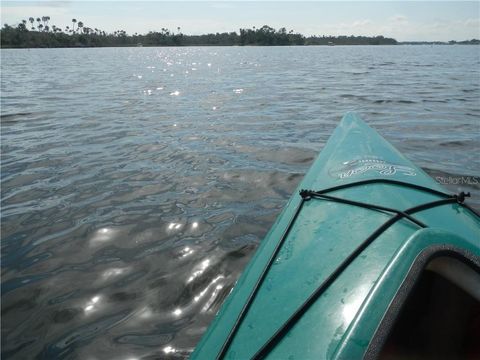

191,113,480,360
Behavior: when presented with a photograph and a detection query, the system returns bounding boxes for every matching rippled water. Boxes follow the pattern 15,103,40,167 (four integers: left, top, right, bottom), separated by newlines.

1,46,479,359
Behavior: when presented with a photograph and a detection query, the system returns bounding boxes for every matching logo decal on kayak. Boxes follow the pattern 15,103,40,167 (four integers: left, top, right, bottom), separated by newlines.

330,157,416,178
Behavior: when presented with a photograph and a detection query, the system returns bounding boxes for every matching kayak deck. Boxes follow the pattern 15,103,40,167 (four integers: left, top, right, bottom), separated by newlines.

192,113,480,360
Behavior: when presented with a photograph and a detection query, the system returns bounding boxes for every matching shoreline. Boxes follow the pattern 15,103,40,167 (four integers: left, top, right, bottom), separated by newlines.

2,23,477,49
2,43,478,49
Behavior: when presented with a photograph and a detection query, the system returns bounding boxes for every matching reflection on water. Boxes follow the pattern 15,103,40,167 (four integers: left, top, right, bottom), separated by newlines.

90,227,117,246
101,267,128,280
1,46,479,359
179,246,194,258
163,346,176,354
84,295,101,314
188,259,211,283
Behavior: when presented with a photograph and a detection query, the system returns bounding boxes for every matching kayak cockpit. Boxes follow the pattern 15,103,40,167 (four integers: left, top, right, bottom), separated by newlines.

377,256,480,360
336,229,480,360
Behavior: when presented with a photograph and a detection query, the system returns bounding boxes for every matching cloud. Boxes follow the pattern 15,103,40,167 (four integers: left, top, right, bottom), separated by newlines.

382,18,480,41
352,19,372,27
297,14,479,41
390,15,408,23
465,18,480,28
308,19,380,37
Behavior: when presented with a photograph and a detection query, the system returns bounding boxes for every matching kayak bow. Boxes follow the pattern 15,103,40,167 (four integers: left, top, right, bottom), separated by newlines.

192,112,480,360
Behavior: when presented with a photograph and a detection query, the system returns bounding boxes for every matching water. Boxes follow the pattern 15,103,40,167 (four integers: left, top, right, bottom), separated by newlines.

1,45,479,359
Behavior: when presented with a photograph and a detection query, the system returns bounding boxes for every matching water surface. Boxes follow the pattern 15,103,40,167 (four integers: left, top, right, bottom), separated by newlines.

1,45,479,359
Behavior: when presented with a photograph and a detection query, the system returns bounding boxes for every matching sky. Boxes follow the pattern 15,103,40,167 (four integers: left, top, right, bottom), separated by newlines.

1,1,479,41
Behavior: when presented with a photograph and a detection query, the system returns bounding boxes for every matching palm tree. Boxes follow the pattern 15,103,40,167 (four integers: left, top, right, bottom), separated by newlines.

36,17,41,30
29,17,34,30
41,16,50,31
38,24,43,31
18,19,27,31
77,21,84,34
72,18,77,33
177,26,181,34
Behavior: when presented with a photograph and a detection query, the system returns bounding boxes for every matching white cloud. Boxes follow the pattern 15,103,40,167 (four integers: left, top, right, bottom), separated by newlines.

381,18,480,41
296,15,479,41
303,19,382,37
465,18,480,28
390,15,408,23
352,19,372,27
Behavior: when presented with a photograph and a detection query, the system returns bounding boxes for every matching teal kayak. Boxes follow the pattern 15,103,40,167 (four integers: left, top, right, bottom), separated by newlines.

192,113,480,360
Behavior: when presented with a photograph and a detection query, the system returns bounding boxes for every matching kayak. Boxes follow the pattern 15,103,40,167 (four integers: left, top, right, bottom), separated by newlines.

191,112,480,360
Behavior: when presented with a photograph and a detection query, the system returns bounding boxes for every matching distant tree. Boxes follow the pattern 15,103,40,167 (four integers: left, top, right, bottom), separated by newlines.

72,18,77,33
77,21,84,34
41,16,50,31
29,17,34,30
36,17,41,30
18,21,28,32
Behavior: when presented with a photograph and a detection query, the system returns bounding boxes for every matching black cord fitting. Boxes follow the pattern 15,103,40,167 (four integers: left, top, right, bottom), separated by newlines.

299,189,312,201
455,191,471,204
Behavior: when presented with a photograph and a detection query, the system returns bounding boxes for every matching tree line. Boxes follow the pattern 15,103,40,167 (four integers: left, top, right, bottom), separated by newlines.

0,17,400,48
